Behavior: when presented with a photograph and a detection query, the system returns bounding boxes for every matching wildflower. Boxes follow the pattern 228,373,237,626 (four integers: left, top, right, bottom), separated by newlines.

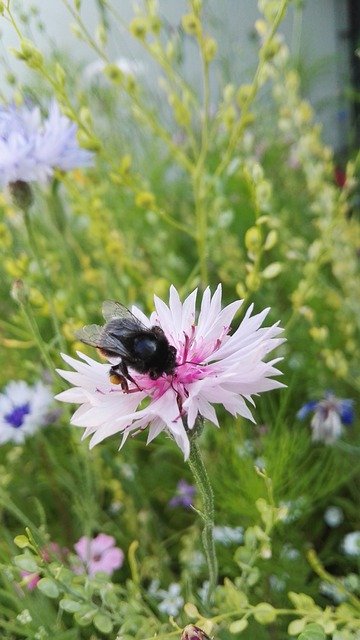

169,479,196,508
157,583,184,617
0,380,53,444
324,506,344,528
297,392,354,444
342,531,360,557
0,100,93,189
73,533,124,576
213,525,244,545
56,285,284,460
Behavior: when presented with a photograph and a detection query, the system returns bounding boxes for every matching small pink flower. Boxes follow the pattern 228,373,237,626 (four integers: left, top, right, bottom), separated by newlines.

21,571,40,590
73,533,124,576
56,285,285,459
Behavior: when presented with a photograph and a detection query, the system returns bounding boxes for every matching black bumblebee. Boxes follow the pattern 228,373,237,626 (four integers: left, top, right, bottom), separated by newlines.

76,300,177,390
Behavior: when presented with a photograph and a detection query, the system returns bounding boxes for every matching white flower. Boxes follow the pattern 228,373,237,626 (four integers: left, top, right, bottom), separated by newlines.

324,506,344,528
56,285,285,460
157,583,184,617
342,532,360,557
0,380,53,444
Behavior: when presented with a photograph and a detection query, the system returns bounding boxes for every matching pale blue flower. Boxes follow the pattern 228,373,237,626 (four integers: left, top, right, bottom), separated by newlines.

213,525,244,545
0,380,53,444
342,532,360,557
157,583,184,617
0,100,93,188
324,506,344,528
297,392,354,444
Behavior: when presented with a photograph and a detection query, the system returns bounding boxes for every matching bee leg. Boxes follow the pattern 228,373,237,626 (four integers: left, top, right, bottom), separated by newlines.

111,362,143,393
109,366,129,391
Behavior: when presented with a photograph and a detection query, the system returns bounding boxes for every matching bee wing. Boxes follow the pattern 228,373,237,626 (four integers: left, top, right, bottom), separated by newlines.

102,300,145,328
75,323,124,356
75,324,104,348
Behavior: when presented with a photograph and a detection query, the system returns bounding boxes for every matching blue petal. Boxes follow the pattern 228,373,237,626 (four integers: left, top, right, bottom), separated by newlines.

339,400,354,425
296,400,318,420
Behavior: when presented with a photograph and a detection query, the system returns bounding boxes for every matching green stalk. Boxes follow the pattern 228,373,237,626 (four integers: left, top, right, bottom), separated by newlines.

22,207,66,353
187,436,218,604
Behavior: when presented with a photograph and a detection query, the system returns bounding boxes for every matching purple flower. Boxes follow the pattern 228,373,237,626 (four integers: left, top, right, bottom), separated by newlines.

169,480,196,508
73,533,124,577
56,285,285,460
297,392,354,444
0,100,93,188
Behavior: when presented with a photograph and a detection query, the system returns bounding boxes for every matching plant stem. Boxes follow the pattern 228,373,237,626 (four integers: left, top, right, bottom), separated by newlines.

187,436,218,604
23,207,66,353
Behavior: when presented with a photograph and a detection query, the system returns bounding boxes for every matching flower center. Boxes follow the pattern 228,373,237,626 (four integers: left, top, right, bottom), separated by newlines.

5,403,31,428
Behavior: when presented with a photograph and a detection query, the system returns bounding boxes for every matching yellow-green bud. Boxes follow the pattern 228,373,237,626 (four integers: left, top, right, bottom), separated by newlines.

96,22,107,47
245,226,262,252
182,13,201,36
245,270,261,291
203,37,217,62
13,39,43,69
129,16,148,39
264,230,278,250
150,16,162,34
236,84,253,107
104,63,124,85
135,191,155,209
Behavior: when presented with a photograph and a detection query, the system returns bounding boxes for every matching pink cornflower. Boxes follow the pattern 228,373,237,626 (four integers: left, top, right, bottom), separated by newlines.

73,533,124,576
56,285,285,459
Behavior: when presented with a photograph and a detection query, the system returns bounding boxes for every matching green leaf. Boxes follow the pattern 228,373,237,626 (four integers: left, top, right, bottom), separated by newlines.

93,612,114,634
222,578,249,608
59,599,82,613
298,623,326,640
288,619,306,635
14,554,38,573
229,619,248,633
74,606,97,627
14,535,31,549
37,578,60,599
253,603,277,624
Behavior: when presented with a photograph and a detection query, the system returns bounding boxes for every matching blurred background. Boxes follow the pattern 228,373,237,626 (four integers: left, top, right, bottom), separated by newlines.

1,0,359,152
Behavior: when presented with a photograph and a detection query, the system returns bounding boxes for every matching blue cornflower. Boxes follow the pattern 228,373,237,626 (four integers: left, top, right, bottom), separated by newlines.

168,479,196,509
297,392,354,444
0,100,93,188
0,380,53,444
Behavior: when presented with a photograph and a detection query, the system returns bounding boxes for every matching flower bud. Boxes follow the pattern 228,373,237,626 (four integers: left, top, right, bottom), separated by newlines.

11,279,29,305
181,625,210,640
9,180,33,211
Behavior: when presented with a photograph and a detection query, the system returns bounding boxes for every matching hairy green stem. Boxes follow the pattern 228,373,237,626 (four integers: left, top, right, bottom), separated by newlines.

187,437,218,603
